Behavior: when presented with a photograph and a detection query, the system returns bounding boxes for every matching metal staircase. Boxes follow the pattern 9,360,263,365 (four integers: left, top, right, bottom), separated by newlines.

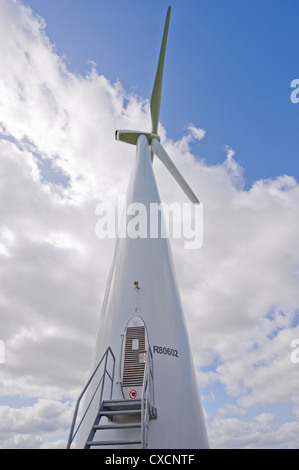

84,399,143,448
67,346,156,449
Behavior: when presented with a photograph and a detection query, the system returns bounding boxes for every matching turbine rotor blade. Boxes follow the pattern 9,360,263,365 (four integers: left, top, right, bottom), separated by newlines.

150,6,171,135
151,139,200,204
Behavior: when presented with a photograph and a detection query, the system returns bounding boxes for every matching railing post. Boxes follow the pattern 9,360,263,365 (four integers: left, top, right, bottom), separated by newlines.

109,349,115,400
141,345,155,449
98,348,109,411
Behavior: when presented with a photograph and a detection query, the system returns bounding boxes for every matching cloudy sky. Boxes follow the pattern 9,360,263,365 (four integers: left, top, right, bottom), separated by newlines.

0,0,299,449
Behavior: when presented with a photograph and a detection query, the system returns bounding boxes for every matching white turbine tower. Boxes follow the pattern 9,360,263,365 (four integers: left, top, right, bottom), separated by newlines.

67,6,209,449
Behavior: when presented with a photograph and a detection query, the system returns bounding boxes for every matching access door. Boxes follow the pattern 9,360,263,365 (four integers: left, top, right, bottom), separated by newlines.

121,316,148,400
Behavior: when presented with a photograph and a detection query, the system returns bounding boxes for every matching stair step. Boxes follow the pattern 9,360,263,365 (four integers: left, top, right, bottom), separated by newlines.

103,399,142,404
94,423,141,430
99,409,141,417
102,399,142,411
87,439,142,447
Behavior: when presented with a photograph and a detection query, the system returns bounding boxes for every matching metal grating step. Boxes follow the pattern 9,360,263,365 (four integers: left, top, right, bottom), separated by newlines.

99,409,141,417
102,399,142,411
94,423,141,431
87,439,142,447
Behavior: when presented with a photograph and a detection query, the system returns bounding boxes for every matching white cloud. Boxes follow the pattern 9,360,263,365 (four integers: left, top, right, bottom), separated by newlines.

207,413,299,449
187,124,206,142
0,0,298,449
0,399,72,449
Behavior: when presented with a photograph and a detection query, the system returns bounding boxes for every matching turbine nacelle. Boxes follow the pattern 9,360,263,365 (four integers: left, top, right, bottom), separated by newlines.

115,130,160,146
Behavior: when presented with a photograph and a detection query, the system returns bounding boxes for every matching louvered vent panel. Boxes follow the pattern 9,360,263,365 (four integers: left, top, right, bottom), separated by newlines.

122,326,146,387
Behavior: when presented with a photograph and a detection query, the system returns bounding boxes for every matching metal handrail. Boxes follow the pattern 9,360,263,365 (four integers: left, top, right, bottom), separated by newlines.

66,347,115,449
141,345,155,448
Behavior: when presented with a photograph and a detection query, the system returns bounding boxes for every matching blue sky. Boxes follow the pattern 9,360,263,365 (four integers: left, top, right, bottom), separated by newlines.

25,0,299,189
0,0,299,449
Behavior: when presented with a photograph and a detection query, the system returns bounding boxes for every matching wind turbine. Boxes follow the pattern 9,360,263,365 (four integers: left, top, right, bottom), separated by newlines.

115,8,199,204
67,6,209,449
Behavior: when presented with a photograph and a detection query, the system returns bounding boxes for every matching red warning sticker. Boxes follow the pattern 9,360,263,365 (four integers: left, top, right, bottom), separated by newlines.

129,389,137,399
